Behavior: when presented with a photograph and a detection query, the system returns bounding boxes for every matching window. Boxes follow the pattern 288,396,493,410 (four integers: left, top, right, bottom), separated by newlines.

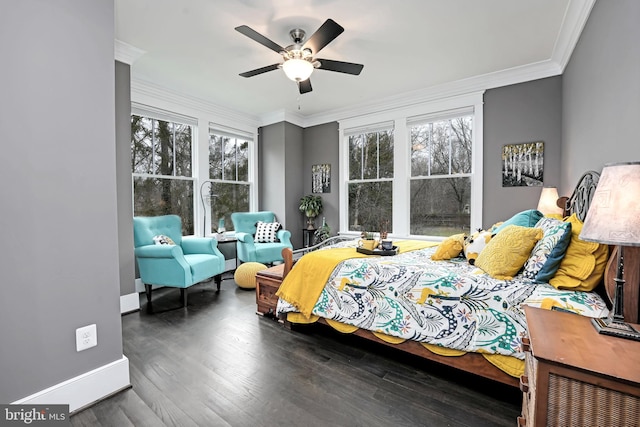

340,92,483,238
346,127,394,233
207,130,252,233
131,114,195,235
410,114,473,236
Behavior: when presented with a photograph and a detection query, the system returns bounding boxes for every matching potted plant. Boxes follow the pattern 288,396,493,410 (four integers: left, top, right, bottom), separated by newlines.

299,194,323,229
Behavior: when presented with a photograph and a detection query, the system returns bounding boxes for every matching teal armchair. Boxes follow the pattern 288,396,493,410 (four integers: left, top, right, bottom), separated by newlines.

133,215,225,311
231,211,293,265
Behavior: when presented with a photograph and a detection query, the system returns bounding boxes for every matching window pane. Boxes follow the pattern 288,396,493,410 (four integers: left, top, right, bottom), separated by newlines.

450,117,472,174
133,177,195,235
154,120,175,176
236,140,249,181
411,124,430,176
410,177,470,236
209,135,223,180
378,130,394,178
348,135,363,180
430,120,449,175
206,182,250,233
223,137,237,181
363,133,379,180
174,123,192,177
348,181,392,233
131,115,154,174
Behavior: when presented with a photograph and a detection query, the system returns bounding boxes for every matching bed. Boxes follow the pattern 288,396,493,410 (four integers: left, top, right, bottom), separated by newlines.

272,172,636,388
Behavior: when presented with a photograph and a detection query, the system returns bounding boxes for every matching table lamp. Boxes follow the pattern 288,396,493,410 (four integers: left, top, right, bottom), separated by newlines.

537,187,565,216
579,161,640,341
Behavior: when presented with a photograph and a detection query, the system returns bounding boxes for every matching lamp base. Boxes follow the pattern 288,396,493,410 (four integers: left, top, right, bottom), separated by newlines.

591,317,640,341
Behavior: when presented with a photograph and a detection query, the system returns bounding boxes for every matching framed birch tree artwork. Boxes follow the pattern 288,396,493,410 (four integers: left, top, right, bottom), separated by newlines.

312,163,331,193
502,141,544,187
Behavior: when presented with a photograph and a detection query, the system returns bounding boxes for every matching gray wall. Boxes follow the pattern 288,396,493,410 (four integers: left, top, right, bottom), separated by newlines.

0,0,123,403
259,122,305,248
303,122,340,236
561,0,640,193
115,61,136,297
483,77,563,228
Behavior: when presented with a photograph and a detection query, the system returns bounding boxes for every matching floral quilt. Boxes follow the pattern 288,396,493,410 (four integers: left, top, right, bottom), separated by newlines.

276,243,609,359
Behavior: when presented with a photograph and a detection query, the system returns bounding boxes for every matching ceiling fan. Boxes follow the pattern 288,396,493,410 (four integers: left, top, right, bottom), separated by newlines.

235,19,364,94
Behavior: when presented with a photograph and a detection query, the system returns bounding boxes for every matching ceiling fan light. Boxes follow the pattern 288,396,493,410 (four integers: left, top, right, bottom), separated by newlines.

282,58,313,82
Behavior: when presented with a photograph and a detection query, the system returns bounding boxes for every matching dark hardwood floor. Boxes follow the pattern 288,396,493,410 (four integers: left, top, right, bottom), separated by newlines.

71,273,521,427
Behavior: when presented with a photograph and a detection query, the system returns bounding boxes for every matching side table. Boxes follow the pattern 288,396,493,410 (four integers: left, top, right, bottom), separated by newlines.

519,306,640,426
214,236,238,272
302,228,315,247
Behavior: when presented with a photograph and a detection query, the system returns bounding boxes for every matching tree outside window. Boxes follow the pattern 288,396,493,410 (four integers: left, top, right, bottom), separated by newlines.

410,115,473,236
207,132,251,233
131,115,194,235
347,129,394,233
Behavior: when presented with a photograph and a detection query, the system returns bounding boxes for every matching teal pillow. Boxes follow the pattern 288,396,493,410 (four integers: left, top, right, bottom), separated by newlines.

520,216,572,282
492,209,544,235
534,222,573,283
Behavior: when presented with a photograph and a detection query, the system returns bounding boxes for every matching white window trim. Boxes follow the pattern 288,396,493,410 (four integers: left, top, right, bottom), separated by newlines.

338,91,484,238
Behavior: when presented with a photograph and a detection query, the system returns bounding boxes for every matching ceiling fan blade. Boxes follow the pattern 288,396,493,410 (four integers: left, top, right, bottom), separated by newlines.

303,19,344,55
298,79,312,94
316,59,364,75
239,63,280,78
235,25,285,54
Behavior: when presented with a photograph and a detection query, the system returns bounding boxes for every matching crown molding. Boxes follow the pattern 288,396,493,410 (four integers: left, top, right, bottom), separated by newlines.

130,77,261,130
259,109,306,128
298,59,563,128
551,0,596,71
114,39,146,65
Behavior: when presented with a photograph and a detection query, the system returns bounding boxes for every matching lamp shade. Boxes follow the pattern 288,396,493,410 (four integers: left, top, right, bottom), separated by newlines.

282,58,313,82
537,187,564,215
580,162,640,246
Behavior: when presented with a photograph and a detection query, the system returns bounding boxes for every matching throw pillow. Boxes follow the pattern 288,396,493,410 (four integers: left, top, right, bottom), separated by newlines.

475,225,543,280
522,217,572,281
464,229,493,265
254,221,281,243
492,209,544,235
549,213,609,292
431,233,466,261
153,234,176,245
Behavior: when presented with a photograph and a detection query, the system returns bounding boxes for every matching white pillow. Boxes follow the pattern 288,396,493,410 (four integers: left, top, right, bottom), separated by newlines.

153,234,175,245
254,221,281,243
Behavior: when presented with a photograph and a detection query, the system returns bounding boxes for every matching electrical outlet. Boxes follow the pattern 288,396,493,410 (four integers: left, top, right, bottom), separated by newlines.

76,324,97,352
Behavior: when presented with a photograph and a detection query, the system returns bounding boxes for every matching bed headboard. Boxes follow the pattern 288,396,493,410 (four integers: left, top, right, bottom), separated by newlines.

563,170,600,221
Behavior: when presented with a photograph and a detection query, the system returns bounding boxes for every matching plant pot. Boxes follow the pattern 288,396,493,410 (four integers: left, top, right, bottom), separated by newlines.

306,217,316,230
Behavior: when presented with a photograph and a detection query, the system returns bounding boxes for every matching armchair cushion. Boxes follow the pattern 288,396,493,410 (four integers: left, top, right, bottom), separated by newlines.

255,221,281,243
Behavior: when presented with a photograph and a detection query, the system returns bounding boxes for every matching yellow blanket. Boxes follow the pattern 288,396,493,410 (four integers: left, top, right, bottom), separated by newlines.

276,240,439,319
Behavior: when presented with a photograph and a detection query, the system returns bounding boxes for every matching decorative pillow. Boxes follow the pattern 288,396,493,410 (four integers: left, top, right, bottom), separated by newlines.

492,209,544,235
254,221,281,243
153,234,176,245
431,233,466,261
464,229,493,265
522,217,572,281
475,225,543,280
549,214,609,292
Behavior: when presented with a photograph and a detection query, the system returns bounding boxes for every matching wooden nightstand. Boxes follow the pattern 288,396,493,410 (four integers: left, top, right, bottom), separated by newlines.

519,306,640,426
255,264,285,319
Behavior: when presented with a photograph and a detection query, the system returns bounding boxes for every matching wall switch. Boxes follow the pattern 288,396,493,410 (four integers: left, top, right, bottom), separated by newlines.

76,324,97,352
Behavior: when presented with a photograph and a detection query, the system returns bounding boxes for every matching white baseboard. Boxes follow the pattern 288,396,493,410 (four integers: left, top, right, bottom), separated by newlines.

13,355,131,413
120,292,140,314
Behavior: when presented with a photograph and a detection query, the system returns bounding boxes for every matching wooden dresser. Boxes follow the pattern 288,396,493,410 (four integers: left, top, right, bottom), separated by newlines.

519,306,640,426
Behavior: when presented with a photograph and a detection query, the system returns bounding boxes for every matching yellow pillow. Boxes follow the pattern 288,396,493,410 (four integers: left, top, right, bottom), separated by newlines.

431,233,466,260
475,225,543,280
549,213,609,292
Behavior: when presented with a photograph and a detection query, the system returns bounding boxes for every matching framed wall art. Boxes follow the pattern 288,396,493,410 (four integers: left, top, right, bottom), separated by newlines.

312,163,331,193
502,141,544,187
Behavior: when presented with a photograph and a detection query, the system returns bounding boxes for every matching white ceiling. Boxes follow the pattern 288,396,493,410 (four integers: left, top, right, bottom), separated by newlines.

115,0,594,125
